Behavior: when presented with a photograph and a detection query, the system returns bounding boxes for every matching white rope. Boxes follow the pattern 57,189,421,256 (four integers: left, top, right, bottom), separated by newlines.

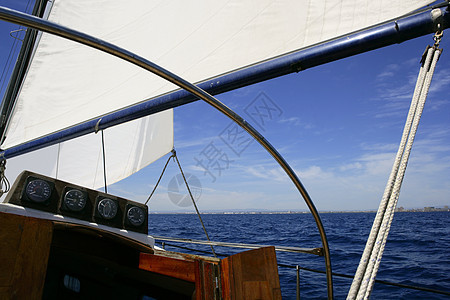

347,46,433,299
347,45,442,300
362,47,442,299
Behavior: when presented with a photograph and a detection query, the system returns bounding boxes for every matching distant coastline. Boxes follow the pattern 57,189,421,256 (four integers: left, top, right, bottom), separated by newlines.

395,205,449,212
150,206,449,214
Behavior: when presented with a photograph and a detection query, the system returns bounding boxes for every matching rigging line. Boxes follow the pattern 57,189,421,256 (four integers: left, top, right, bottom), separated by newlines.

144,151,175,205
0,0,33,95
25,0,33,14
356,45,436,300
293,265,450,297
0,28,21,95
172,150,217,258
347,44,434,300
9,29,25,41
154,235,321,255
349,41,442,300
94,118,108,193
363,46,442,299
55,142,60,179
156,241,226,257
101,130,107,193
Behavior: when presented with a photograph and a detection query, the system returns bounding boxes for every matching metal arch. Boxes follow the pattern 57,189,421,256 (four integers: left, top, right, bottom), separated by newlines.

0,7,334,298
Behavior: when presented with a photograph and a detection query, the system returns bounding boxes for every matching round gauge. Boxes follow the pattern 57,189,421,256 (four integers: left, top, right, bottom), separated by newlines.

97,198,117,219
25,179,52,203
127,206,145,227
64,189,87,212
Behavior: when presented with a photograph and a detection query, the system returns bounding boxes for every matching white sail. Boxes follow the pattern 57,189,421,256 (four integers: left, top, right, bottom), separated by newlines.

5,112,173,189
1,0,433,187
54,111,173,189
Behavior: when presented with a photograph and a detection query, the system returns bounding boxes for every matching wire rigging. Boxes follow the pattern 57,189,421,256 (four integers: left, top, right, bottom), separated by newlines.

145,152,175,205
0,28,21,97
101,130,107,193
146,149,217,257
0,0,33,97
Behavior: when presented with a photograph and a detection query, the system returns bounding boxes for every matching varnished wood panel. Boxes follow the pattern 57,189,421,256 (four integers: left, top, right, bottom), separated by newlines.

11,217,53,299
243,281,271,299
221,257,232,299
0,212,53,299
221,246,281,300
195,260,219,300
0,213,24,286
140,251,220,299
139,252,196,282
0,286,11,298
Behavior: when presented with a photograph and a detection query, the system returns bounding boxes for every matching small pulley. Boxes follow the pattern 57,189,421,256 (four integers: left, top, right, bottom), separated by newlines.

0,159,10,197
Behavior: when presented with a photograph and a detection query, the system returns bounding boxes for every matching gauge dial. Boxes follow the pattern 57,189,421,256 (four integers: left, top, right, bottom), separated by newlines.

97,198,118,219
25,179,52,203
64,189,87,212
127,206,145,227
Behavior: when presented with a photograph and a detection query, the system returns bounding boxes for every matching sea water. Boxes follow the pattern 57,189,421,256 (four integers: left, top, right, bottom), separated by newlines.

148,212,449,299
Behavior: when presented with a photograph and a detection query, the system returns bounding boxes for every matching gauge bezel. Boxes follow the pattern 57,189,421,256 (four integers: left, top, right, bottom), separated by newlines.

22,177,54,206
63,188,88,212
96,197,119,220
126,205,146,227
25,179,52,203
124,203,148,233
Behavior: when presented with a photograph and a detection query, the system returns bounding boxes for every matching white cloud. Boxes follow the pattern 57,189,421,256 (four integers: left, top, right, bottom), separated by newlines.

278,117,300,126
298,165,333,180
175,135,218,149
245,165,287,182
339,162,363,171
376,64,400,80
360,143,398,152
429,69,450,94
426,99,449,112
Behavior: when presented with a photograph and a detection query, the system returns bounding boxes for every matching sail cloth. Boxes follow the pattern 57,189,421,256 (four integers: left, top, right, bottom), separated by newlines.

5,113,173,189
2,0,434,187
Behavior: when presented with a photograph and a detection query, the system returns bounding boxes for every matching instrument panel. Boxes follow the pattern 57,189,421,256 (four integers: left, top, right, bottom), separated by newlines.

5,171,148,234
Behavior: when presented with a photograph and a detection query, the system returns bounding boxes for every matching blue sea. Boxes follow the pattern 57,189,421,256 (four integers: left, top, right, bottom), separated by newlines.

148,212,449,299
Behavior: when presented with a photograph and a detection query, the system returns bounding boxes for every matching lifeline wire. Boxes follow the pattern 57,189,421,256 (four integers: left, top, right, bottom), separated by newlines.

158,241,450,297
347,40,442,300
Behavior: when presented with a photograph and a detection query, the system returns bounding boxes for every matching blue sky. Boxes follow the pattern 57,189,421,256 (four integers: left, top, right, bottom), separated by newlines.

113,33,450,213
1,1,449,212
